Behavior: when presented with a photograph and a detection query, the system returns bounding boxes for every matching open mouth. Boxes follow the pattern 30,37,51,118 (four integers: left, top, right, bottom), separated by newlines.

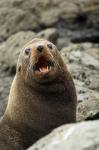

33,56,54,73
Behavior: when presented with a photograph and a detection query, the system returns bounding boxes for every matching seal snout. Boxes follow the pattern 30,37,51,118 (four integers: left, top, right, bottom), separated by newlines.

36,43,53,53
37,45,44,52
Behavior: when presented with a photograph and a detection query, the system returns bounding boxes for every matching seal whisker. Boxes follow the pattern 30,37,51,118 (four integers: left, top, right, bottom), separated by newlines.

50,52,63,72
49,51,63,72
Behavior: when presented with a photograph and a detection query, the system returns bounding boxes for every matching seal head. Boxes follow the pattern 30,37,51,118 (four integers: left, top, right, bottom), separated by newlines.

17,38,66,91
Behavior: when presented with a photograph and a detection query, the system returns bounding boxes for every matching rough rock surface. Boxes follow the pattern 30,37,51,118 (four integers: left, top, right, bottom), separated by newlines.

0,68,13,117
61,43,99,121
0,0,99,44
28,121,99,150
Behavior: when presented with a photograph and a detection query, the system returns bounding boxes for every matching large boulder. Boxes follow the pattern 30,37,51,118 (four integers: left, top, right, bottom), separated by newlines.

0,0,99,44
28,121,99,150
61,43,99,121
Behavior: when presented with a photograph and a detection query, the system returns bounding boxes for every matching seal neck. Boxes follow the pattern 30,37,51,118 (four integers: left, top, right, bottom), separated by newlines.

4,73,68,134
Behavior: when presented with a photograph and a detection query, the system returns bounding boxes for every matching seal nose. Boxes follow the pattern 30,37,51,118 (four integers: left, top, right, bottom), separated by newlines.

37,45,44,52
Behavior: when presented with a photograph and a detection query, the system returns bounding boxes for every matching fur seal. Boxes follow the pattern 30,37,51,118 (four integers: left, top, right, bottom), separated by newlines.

0,38,77,150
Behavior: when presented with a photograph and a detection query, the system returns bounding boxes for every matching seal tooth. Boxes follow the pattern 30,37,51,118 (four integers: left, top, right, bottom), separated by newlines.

39,66,49,72
47,66,48,71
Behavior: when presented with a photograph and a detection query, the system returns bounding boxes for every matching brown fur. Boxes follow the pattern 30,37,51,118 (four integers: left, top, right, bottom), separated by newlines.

0,39,77,149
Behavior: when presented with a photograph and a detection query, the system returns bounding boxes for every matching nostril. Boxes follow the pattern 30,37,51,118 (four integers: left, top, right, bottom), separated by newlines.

37,45,44,52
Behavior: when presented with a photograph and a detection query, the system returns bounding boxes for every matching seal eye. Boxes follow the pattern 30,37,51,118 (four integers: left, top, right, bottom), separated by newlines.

47,44,53,50
24,48,31,55
18,66,21,72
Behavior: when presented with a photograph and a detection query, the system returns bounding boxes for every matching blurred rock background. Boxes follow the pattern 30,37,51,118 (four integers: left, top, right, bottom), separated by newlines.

0,0,99,149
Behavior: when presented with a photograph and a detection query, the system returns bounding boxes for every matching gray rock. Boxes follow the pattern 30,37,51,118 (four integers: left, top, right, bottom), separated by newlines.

37,28,59,44
76,86,99,121
0,68,13,116
0,31,35,69
0,0,99,43
0,6,37,42
57,37,70,49
28,121,99,150
69,51,99,70
61,43,99,121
